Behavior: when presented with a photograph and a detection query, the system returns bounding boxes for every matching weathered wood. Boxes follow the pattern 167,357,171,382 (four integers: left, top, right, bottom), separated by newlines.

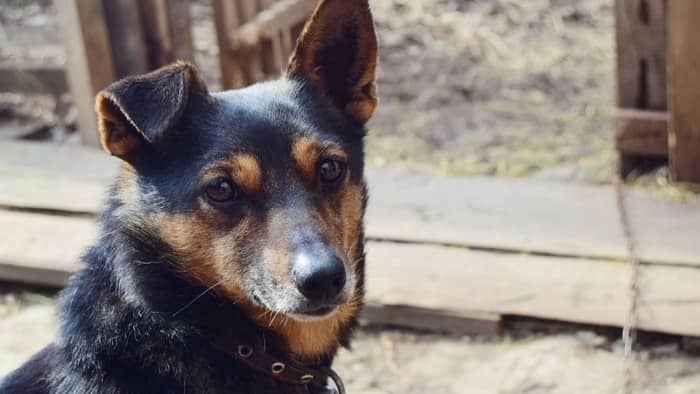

616,109,668,176
102,0,149,78
361,303,501,336
164,0,195,63
213,0,261,88
616,109,668,158
213,0,241,89
615,0,667,110
55,0,116,147
139,0,195,68
366,171,700,267
668,0,700,184
0,141,120,182
0,172,104,215
1,143,699,268
215,0,314,87
366,242,700,338
0,211,90,287
2,216,700,338
232,0,316,46
0,63,68,95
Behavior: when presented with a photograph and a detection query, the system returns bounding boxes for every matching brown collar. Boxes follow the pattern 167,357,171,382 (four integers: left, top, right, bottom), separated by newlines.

227,341,346,393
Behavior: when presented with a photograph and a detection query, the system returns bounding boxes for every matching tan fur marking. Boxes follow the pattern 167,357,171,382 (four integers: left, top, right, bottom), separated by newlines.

95,97,142,159
292,137,348,186
291,137,321,184
228,154,263,199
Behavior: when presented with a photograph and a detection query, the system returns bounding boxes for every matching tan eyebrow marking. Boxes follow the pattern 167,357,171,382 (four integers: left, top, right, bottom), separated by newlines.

228,154,263,198
292,136,347,185
203,154,263,200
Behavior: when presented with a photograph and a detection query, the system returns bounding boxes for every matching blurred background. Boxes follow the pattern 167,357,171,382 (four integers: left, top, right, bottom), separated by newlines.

1,0,700,393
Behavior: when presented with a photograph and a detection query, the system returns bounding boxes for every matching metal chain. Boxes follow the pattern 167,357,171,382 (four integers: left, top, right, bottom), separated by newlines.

614,171,641,394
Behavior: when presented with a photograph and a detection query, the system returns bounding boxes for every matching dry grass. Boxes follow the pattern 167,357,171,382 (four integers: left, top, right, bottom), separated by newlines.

367,0,616,182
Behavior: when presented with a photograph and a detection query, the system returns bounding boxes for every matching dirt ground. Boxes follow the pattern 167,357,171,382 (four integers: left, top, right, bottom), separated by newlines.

2,1,700,393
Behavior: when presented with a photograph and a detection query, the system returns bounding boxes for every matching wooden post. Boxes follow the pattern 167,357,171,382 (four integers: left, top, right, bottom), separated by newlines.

103,0,149,78
614,0,668,176
668,0,700,185
56,0,116,148
139,0,194,69
213,0,249,89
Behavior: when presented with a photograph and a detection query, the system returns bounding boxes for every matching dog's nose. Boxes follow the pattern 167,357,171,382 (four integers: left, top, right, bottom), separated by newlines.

292,252,346,303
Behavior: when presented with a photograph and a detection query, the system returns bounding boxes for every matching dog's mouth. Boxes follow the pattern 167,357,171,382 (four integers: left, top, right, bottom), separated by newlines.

288,305,339,321
250,291,341,321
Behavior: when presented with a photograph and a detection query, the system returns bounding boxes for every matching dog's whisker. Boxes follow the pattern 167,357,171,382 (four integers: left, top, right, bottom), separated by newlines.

172,279,225,317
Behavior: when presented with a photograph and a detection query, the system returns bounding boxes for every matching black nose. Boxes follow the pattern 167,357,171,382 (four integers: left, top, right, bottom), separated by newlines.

293,254,346,303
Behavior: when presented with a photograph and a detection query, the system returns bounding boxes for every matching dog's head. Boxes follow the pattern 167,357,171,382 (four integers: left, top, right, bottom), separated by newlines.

94,0,376,358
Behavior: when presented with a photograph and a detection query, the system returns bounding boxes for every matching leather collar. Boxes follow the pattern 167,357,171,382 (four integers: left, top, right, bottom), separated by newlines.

215,338,346,393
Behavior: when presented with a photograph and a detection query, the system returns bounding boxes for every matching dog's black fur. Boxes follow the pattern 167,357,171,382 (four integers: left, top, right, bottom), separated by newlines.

0,1,378,392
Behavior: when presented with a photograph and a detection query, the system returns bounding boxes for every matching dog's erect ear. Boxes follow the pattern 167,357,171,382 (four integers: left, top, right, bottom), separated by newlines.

287,0,378,125
95,62,206,165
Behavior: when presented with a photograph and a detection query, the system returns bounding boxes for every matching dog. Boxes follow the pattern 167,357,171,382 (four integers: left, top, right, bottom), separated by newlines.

0,0,377,392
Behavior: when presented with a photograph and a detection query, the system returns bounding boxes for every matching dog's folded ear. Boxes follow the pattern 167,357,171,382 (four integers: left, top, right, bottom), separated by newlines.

287,0,378,125
95,62,206,166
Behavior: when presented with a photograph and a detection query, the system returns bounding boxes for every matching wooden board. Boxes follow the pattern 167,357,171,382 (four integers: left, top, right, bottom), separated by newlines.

361,303,500,336
55,0,117,147
0,171,105,215
365,242,700,338
0,211,89,287
1,142,699,267
138,0,195,68
103,0,149,78
616,109,668,158
668,0,700,184
0,63,68,96
0,141,120,182
1,210,699,338
366,171,700,267
615,0,667,110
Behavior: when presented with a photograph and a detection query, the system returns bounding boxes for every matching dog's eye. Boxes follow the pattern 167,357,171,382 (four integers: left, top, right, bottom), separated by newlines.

205,178,238,203
319,158,346,184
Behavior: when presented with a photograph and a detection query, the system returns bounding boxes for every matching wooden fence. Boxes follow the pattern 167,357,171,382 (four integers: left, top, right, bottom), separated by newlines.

52,0,313,146
615,0,700,185
1,0,700,186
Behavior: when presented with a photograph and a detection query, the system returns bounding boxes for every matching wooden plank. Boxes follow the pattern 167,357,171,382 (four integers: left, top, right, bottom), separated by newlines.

361,303,501,336
366,171,700,267
0,63,68,95
232,0,316,46
627,187,700,268
213,0,261,88
0,171,104,214
165,0,195,63
139,0,195,68
615,0,667,110
365,242,700,338
55,0,117,147
366,172,626,260
2,218,698,338
0,142,698,268
0,141,120,182
103,0,149,78
668,0,700,184
616,109,668,157
0,211,89,287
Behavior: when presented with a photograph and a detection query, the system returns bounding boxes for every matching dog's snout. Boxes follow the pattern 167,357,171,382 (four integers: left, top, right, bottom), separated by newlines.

292,251,346,303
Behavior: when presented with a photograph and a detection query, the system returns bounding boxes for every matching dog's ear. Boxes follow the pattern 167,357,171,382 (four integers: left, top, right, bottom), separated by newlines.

287,0,378,125
95,62,206,166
